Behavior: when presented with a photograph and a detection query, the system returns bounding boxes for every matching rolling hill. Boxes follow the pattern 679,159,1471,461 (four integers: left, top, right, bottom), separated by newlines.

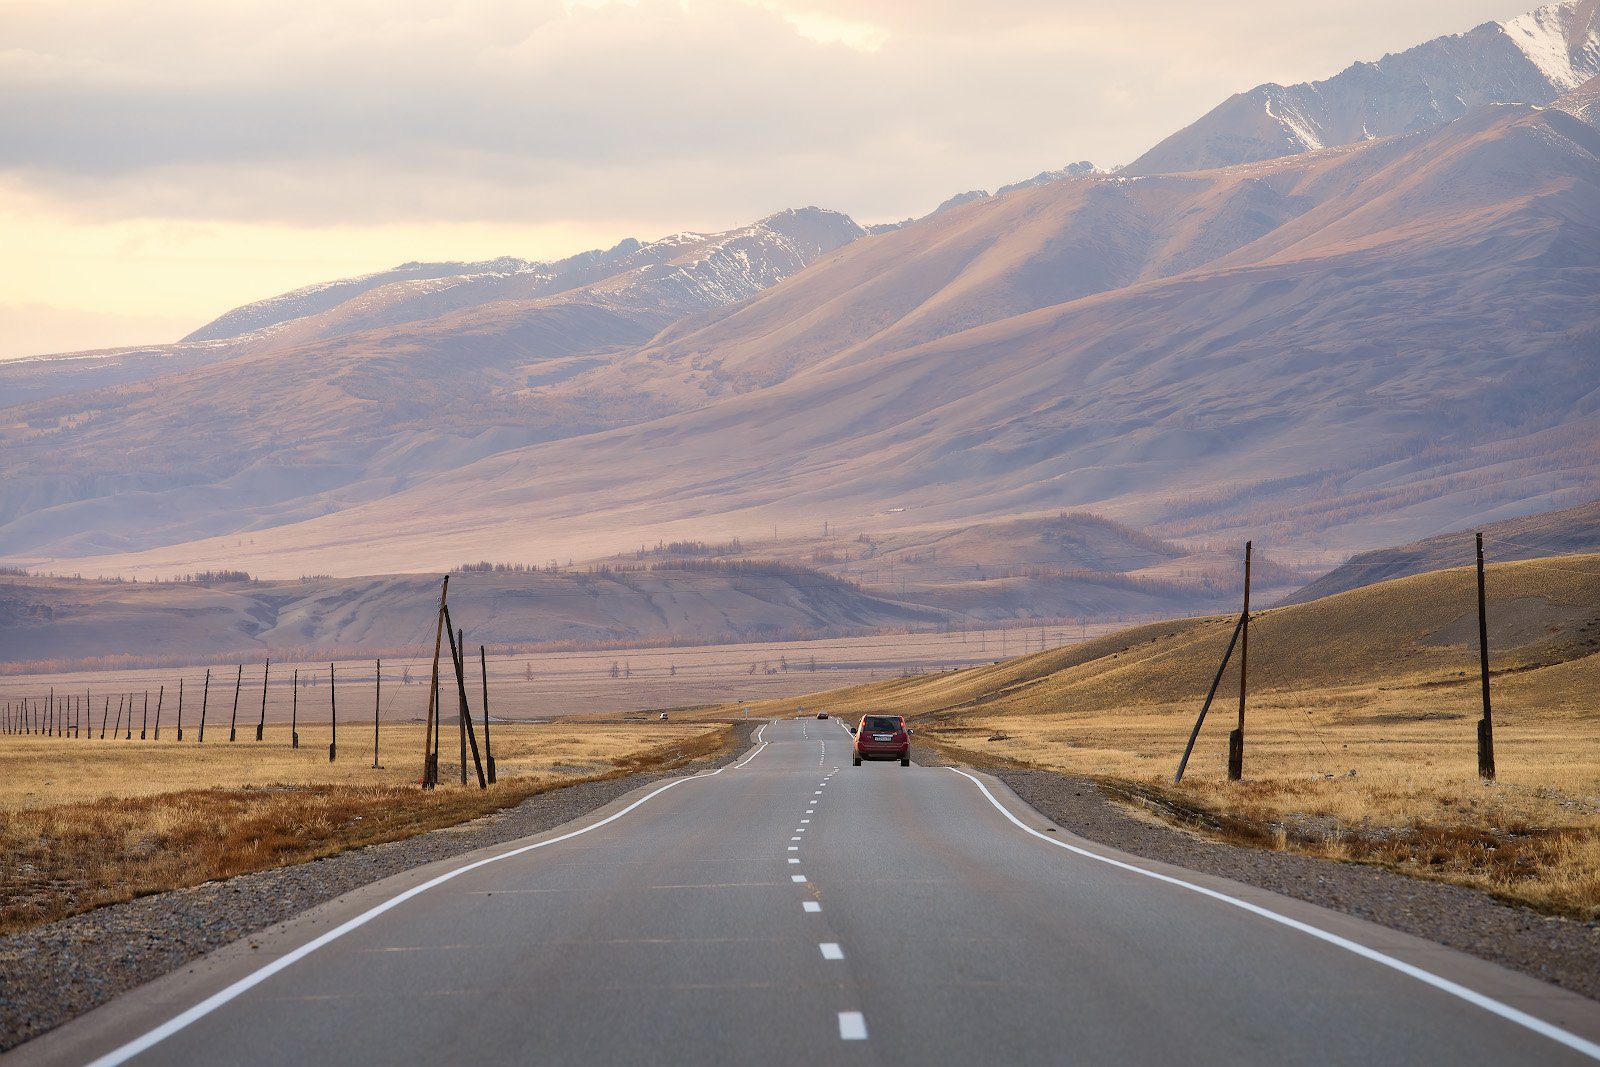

0,562,951,672
1279,499,1600,605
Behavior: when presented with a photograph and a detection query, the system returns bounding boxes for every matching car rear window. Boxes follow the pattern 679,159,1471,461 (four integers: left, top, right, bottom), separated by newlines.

862,716,902,732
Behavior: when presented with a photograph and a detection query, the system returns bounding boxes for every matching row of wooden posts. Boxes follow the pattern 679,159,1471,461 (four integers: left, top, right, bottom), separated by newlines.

3,577,499,790
2,661,357,762
1174,533,1501,783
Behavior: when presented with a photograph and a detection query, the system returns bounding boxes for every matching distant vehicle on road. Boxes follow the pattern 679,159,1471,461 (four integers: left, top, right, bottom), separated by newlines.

659,712,668,721
816,712,829,719
851,714,910,766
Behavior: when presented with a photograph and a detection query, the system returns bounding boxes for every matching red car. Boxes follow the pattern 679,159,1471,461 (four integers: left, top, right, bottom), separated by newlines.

851,714,911,767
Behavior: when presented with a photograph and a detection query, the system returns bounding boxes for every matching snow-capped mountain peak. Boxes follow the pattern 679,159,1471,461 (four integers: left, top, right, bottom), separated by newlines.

1126,0,1600,175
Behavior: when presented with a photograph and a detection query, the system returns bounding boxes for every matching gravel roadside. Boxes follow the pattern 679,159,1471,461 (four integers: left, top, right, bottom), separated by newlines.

0,721,760,1053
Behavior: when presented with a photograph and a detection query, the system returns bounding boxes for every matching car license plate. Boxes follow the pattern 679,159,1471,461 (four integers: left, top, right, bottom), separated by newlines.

873,733,894,741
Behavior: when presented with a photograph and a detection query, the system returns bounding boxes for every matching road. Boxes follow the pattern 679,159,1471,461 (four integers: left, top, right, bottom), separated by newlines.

19,718,1600,1065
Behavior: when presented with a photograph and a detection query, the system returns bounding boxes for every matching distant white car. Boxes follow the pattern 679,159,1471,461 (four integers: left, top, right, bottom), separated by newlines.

659,712,668,721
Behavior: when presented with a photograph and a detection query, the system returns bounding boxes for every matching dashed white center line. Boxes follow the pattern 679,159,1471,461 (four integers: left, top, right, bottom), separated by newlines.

796,828,806,832
788,858,800,864
788,846,799,851
801,819,811,824
838,1012,868,1040
803,901,822,913
792,874,807,883
791,837,802,841
814,791,822,795
806,809,814,814
820,943,844,960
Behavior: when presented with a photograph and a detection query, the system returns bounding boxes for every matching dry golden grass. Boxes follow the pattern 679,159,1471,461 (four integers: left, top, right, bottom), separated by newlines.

0,721,728,933
741,555,1600,918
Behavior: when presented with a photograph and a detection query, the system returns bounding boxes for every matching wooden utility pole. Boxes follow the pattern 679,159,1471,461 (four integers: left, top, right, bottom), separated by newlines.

443,613,486,788
422,576,449,789
1174,612,1247,783
199,668,210,743
101,696,110,739
1476,533,1496,780
153,685,164,739
176,678,185,741
373,658,381,769
480,646,496,784
329,662,337,762
1227,542,1252,782
256,659,270,741
126,693,134,739
228,664,242,742
291,668,300,748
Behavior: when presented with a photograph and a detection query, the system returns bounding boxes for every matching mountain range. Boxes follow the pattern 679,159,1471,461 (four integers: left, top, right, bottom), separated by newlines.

3,2,1598,623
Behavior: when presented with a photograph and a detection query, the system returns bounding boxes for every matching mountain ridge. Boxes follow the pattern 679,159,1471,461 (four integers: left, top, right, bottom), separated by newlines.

1127,0,1600,175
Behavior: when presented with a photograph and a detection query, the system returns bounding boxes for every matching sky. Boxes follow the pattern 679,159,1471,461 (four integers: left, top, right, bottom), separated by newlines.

1,0,1526,360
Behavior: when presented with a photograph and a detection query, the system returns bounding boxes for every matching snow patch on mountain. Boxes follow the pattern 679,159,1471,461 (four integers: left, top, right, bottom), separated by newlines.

183,208,865,344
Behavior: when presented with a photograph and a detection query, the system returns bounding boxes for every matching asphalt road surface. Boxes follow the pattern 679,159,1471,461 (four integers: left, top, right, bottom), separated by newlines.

20,719,1600,1065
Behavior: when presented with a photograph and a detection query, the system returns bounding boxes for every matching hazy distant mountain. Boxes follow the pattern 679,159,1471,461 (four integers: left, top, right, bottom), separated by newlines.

17,87,1593,583
1128,0,1600,175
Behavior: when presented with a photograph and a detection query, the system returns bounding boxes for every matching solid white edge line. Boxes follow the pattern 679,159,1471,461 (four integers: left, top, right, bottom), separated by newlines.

947,767,1600,1062
85,736,773,1067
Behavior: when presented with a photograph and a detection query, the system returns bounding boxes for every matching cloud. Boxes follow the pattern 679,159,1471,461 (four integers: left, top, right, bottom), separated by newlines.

1,0,1518,230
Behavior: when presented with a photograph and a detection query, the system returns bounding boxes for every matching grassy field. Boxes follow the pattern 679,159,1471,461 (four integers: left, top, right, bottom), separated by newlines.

738,554,1600,918
0,721,726,933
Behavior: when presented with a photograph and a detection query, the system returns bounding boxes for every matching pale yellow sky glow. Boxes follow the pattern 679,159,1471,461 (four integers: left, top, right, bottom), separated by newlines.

0,0,1526,359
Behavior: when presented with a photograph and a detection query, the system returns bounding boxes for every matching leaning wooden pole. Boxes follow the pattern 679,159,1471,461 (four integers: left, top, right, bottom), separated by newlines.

1476,532,1496,780
291,668,300,749
199,668,211,743
480,645,496,784
443,612,486,789
256,658,270,741
422,576,450,789
1228,541,1252,782
1174,611,1247,783
176,678,185,741
153,685,164,740
140,690,149,740
228,664,242,742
